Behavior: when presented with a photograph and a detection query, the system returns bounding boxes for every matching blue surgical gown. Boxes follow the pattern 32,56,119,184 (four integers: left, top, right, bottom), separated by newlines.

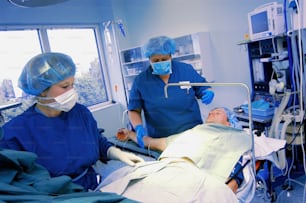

128,60,209,138
0,103,113,190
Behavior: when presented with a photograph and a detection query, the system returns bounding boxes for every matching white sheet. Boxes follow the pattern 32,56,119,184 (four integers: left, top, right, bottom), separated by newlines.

254,133,286,161
99,123,253,203
100,160,238,203
160,123,252,183
98,125,286,203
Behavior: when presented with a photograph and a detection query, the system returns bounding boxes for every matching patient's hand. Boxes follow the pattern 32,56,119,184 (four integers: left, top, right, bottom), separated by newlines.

116,128,137,142
116,128,130,141
227,179,239,193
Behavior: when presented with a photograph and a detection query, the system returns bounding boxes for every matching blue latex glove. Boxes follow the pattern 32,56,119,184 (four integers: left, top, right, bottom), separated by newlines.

135,124,145,148
201,89,214,104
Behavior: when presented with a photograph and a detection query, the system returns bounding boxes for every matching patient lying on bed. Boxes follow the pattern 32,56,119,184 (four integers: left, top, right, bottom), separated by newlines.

118,108,246,191
99,108,252,203
118,107,243,152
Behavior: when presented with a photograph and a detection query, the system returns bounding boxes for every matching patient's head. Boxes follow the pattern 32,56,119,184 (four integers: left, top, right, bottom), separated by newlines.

206,107,230,126
206,107,241,129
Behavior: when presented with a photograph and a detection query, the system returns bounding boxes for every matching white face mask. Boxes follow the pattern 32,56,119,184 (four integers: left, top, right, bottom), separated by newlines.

37,88,78,112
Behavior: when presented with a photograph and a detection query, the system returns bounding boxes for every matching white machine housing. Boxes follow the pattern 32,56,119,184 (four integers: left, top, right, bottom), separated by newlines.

248,2,285,41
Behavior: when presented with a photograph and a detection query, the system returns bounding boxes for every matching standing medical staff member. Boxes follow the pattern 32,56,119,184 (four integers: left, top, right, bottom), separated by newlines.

0,52,143,190
128,36,214,148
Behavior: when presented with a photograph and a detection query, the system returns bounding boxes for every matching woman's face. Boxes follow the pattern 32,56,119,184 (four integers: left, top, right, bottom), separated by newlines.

43,76,75,98
150,54,171,63
206,108,230,126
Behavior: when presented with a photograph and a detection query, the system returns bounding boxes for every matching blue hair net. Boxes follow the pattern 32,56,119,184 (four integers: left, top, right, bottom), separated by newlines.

143,36,176,58
18,52,76,96
223,107,242,129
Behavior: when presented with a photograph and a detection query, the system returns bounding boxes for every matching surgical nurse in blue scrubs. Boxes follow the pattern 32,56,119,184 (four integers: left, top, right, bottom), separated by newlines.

0,52,143,190
128,36,214,148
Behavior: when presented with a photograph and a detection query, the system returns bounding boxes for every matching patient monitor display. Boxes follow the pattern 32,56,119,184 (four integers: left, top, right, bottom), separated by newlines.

248,2,285,41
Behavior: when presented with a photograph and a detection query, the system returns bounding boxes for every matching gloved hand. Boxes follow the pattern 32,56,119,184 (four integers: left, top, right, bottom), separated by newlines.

135,124,146,148
107,146,144,166
201,89,214,104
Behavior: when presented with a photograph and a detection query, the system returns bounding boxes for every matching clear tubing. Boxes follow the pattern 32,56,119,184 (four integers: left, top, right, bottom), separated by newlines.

268,91,291,138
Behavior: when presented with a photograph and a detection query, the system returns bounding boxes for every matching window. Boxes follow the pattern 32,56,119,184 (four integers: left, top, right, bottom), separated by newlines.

47,28,108,106
0,30,41,99
0,26,110,122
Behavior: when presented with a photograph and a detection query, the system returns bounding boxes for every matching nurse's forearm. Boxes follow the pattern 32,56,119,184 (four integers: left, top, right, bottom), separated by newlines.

128,110,143,128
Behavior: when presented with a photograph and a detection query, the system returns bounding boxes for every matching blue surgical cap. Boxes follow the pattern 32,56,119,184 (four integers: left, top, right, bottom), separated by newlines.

222,107,242,129
143,36,176,58
18,52,76,96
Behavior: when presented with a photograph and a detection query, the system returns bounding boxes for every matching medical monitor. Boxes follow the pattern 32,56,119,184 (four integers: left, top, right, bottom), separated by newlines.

248,2,285,41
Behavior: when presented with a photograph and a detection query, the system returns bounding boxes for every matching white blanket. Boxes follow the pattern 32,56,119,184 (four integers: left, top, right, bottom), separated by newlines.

99,124,253,203
100,160,238,203
98,124,287,203
254,133,286,169
160,124,252,183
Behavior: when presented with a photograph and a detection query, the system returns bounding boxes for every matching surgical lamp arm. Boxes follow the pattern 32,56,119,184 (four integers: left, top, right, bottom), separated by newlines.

164,82,252,129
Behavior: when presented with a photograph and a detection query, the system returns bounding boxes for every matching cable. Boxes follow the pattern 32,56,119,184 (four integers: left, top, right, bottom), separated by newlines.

275,177,306,202
121,109,128,128
286,112,305,145
304,178,306,203
273,3,306,202
286,140,296,190
286,0,306,175
255,173,271,202
294,0,306,174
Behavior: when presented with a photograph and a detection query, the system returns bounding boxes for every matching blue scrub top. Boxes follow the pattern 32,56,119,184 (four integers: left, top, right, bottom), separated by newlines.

128,60,209,138
0,103,113,190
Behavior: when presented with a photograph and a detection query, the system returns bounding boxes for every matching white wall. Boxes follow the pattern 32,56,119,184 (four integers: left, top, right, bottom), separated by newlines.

0,0,286,134
90,103,124,138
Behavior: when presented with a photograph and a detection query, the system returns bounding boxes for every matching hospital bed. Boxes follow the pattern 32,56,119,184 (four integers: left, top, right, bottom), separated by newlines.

104,119,285,202
103,127,254,202
99,82,286,202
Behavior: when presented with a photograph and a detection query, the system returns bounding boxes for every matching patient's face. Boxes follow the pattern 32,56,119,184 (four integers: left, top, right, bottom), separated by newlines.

206,108,230,126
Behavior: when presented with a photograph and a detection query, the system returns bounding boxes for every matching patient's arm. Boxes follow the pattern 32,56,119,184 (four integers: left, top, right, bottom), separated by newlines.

117,129,167,151
143,136,167,151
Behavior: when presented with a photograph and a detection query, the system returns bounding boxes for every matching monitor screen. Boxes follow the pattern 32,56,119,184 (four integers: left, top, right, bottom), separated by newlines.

251,11,269,34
